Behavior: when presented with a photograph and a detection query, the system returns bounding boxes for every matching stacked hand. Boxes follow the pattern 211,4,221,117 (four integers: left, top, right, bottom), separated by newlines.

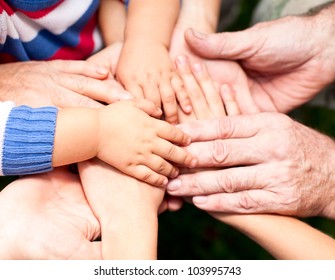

184,12,335,113
0,168,101,259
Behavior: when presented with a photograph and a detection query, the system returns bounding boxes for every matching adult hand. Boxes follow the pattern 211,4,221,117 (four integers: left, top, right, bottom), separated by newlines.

167,113,335,219
0,60,131,108
185,11,335,113
87,42,123,78
170,19,259,115
0,168,102,259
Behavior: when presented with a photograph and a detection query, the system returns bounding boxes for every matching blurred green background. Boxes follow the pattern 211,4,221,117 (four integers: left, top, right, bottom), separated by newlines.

0,0,334,260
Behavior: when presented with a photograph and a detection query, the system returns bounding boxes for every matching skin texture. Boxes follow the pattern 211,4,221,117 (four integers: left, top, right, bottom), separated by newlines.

0,60,132,108
53,100,195,187
115,0,186,124
184,6,335,113
79,159,164,259
176,57,335,260
0,168,102,260
168,113,335,218
71,2,224,261
165,2,335,219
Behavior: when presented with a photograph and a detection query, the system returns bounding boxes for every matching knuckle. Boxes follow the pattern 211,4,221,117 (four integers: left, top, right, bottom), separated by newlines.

165,114,178,125
172,79,184,93
168,126,179,140
189,88,202,100
167,145,177,158
217,172,235,193
162,91,176,104
277,186,302,215
152,176,164,186
139,170,152,182
145,72,154,83
210,140,230,164
216,117,235,139
76,76,89,94
157,161,168,174
237,192,257,210
185,174,202,194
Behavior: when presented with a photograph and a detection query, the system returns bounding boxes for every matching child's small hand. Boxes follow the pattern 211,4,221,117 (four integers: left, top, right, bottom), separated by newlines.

96,100,196,186
116,41,190,124
175,54,228,123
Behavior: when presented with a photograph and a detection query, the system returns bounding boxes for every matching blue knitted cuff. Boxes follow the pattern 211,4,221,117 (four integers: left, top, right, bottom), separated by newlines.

2,105,58,176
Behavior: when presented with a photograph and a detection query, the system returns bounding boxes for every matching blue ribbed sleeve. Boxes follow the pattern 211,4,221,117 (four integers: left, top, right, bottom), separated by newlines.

1,105,58,176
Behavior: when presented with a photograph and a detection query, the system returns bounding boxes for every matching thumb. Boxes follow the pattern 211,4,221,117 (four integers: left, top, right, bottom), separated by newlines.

184,28,261,60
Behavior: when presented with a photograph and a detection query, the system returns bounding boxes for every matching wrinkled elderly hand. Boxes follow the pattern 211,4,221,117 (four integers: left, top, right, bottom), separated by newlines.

185,7,335,113
0,60,131,108
0,168,101,259
168,113,335,219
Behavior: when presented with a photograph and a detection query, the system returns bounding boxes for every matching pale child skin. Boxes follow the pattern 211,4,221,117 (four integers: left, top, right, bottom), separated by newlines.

99,0,193,124
53,99,196,187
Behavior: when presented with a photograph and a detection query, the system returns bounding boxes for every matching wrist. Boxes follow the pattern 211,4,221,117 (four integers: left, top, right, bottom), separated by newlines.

124,34,169,50
177,0,220,33
53,107,99,166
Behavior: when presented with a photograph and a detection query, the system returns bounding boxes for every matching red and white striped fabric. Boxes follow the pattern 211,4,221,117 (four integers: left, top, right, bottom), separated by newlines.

0,0,103,62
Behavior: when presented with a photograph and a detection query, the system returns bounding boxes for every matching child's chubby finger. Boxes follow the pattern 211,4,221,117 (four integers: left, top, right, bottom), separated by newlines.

156,120,191,146
133,98,162,118
171,74,192,114
143,154,180,179
129,165,168,187
191,62,226,117
159,79,179,124
175,55,207,115
143,82,162,109
220,84,241,116
124,82,145,100
152,139,197,168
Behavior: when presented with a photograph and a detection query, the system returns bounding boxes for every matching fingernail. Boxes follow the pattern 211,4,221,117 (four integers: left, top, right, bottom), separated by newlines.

167,179,181,191
162,178,168,186
184,105,192,113
193,196,208,204
116,90,133,100
96,65,109,75
171,169,179,179
191,29,207,40
192,63,203,73
157,107,163,115
176,55,187,65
